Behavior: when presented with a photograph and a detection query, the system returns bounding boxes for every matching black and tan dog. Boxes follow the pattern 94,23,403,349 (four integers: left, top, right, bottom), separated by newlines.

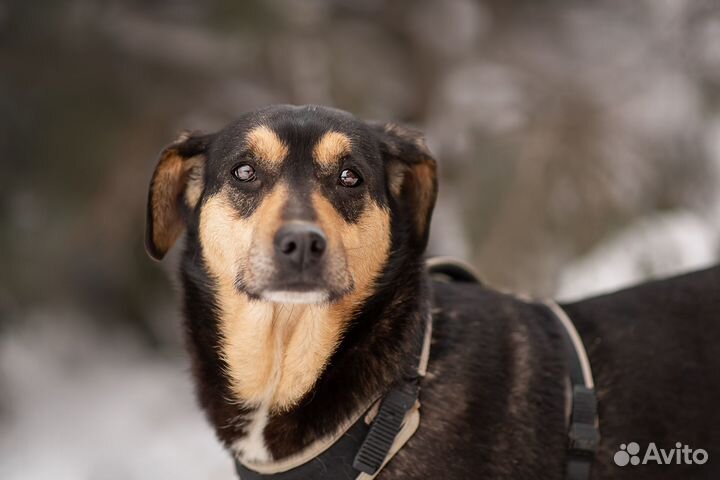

146,104,719,479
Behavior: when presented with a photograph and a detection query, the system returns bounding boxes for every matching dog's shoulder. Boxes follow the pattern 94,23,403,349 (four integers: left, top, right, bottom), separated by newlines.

428,279,557,362
430,278,546,326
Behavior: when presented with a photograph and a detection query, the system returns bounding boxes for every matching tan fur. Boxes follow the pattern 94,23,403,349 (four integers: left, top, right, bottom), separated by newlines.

184,156,205,208
246,125,289,166
311,192,390,307
150,145,202,256
198,186,391,411
313,131,351,171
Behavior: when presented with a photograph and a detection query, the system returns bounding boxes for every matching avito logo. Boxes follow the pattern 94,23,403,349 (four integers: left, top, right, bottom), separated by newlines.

614,442,709,467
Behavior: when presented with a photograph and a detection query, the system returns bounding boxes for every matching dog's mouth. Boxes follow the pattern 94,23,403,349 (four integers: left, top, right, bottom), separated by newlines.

261,289,330,304
237,276,351,305
261,276,329,304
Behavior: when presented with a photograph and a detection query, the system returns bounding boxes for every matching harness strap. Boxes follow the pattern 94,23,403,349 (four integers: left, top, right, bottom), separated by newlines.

354,307,433,479
544,300,600,480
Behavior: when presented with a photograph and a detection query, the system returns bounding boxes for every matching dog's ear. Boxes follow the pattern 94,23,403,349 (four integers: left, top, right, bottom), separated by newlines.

370,122,438,249
145,131,212,261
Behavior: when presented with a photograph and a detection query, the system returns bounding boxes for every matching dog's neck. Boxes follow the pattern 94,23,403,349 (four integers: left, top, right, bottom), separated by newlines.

181,249,430,463
217,294,351,413
217,298,352,464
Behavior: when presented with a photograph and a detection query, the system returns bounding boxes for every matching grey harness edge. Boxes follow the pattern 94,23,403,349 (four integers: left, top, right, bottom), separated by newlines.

544,300,600,480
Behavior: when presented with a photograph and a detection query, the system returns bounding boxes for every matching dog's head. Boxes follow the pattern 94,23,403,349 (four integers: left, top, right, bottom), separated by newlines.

146,105,437,305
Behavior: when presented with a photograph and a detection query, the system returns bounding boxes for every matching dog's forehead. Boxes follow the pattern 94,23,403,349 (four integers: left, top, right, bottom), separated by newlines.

214,105,368,163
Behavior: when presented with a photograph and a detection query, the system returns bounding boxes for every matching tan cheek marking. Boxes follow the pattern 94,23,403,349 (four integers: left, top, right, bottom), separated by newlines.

312,192,392,316
336,202,392,304
313,131,351,170
246,125,289,166
200,184,288,287
199,191,255,284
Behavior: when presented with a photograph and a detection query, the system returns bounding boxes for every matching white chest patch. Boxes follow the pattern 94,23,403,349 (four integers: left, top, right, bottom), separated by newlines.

232,402,272,463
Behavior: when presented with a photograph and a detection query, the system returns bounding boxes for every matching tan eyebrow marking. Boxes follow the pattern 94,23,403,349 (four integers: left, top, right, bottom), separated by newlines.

245,125,289,165
313,131,352,168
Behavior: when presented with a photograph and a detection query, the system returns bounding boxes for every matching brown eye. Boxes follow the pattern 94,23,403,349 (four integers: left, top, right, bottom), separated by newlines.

232,164,256,182
339,168,361,187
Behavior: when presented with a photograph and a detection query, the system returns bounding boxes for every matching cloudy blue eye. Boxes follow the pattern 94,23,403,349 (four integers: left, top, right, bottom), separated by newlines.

339,168,361,187
232,164,256,182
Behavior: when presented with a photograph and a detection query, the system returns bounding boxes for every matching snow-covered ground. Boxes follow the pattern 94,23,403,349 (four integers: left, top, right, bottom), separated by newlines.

0,311,234,480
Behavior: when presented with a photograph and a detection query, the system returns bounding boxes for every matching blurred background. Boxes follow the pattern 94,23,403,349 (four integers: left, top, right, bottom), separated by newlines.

2,0,719,478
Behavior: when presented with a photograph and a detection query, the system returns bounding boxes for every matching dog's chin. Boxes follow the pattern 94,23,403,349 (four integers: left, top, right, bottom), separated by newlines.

260,290,330,305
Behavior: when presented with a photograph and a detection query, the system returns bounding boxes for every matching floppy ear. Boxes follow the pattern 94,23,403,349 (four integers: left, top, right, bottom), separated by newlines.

145,131,211,261
370,122,438,250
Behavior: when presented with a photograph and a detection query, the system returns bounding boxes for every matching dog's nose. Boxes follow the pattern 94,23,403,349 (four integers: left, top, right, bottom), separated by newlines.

274,223,327,270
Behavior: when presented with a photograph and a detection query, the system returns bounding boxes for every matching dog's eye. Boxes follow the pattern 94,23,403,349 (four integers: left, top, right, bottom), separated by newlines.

232,164,256,182
338,169,361,187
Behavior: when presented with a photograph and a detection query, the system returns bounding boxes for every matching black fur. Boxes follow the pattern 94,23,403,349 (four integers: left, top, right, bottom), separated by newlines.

384,267,720,479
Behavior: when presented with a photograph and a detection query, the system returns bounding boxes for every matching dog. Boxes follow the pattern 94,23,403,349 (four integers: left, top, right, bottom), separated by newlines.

146,104,720,479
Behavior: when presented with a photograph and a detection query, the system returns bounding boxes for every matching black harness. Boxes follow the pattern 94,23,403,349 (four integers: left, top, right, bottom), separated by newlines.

235,258,599,480
544,300,600,480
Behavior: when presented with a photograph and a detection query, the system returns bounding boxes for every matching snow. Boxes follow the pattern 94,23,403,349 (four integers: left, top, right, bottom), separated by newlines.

0,311,234,480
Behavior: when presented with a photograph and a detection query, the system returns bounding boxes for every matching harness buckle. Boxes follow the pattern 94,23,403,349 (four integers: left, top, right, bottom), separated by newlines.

568,422,600,455
352,381,419,475
568,385,599,456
